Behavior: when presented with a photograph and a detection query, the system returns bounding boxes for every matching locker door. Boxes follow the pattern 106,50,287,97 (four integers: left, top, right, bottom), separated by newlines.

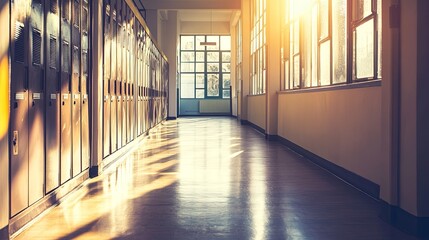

60,0,72,184
71,0,81,176
116,0,122,149
125,7,130,144
10,1,30,216
45,0,61,193
28,0,45,205
121,5,127,146
110,0,118,153
136,26,141,136
81,0,90,171
103,1,111,158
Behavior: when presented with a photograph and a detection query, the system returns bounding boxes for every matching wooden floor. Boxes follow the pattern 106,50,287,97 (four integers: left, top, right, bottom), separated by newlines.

14,117,418,239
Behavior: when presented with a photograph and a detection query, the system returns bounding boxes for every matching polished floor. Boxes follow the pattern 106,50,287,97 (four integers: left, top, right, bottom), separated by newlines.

14,117,418,240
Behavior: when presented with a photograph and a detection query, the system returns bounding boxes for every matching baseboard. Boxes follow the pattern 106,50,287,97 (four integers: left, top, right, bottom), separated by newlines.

241,120,266,135
276,135,380,199
0,225,9,240
380,201,429,238
166,116,177,120
9,170,89,237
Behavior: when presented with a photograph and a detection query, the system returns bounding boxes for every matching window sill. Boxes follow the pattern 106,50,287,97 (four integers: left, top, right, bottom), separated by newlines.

278,79,381,95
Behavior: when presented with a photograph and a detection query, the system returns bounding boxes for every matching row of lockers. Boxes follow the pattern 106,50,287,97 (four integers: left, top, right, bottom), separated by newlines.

102,0,169,159
8,0,169,219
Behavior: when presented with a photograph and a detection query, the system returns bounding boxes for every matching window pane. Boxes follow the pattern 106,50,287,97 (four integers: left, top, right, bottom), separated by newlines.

196,89,205,98
181,62,194,72
223,90,231,99
220,36,231,50
303,11,312,88
196,35,205,50
332,0,347,84
222,52,231,62
207,52,219,62
377,0,382,78
207,63,219,72
320,0,329,39
293,55,300,88
223,74,231,88
354,19,374,79
320,40,331,86
180,74,195,98
206,36,219,50
196,63,204,72
181,36,194,50
353,0,373,21
207,74,220,96
222,63,231,72
196,52,205,62
196,74,205,88
312,5,318,87
293,21,299,54
181,51,194,62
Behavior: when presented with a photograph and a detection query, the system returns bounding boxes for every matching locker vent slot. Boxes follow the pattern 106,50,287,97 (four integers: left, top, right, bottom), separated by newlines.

14,22,25,63
62,41,70,73
82,50,88,75
50,0,58,14
50,36,57,69
62,0,70,21
32,30,42,65
73,46,79,74
82,8,88,33
73,0,80,28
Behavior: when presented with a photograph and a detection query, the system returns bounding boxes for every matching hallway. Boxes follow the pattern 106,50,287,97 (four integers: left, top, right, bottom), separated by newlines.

14,118,417,240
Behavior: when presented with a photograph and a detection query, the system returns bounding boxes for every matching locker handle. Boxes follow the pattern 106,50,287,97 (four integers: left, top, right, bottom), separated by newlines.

24,66,29,90
41,69,45,90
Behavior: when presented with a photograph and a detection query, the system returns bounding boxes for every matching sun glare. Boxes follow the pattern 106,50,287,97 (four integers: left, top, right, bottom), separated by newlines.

291,0,313,17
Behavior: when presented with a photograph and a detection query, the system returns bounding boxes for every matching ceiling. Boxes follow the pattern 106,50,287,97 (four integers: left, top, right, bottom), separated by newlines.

141,0,240,22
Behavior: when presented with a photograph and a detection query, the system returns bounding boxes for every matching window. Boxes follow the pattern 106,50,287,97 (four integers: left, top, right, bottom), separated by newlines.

180,35,231,99
281,0,381,90
236,19,243,99
250,0,266,95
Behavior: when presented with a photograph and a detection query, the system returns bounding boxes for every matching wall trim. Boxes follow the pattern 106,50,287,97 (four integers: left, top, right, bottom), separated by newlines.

166,117,177,120
380,201,429,238
241,120,265,134
0,226,9,240
276,135,380,199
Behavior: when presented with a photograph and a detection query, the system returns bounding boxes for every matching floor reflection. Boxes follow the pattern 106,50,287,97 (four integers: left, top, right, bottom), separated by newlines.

14,117,418,240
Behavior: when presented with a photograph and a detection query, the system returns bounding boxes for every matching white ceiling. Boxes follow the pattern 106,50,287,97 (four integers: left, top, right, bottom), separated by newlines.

141,0,239,22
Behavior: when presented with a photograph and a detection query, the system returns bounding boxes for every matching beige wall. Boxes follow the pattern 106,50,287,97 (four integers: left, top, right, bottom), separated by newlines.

278,87,383,185
180,21,230,35
247,95,266,130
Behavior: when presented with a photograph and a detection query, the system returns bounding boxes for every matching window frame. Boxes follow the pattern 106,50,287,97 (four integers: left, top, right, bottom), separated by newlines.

179,35,231,99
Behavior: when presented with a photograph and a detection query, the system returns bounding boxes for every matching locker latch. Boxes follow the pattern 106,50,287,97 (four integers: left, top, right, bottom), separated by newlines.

13,131,18,155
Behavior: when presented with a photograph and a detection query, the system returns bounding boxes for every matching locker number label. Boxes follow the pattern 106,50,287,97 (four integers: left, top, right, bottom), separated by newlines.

15,93,25,100
33,93,41,100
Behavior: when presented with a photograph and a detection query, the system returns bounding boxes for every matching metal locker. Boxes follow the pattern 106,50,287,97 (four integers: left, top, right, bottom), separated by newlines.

10,1,30,216
136,26,141,136
129,13,135,141
60,0,72,184
103,1,111,158
110,0,118,153
116,0,122,149
71,0,81,176
125,6,131,144
45,0,61,193
121,3,127,146
81,0,90,171
28,0,46,206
